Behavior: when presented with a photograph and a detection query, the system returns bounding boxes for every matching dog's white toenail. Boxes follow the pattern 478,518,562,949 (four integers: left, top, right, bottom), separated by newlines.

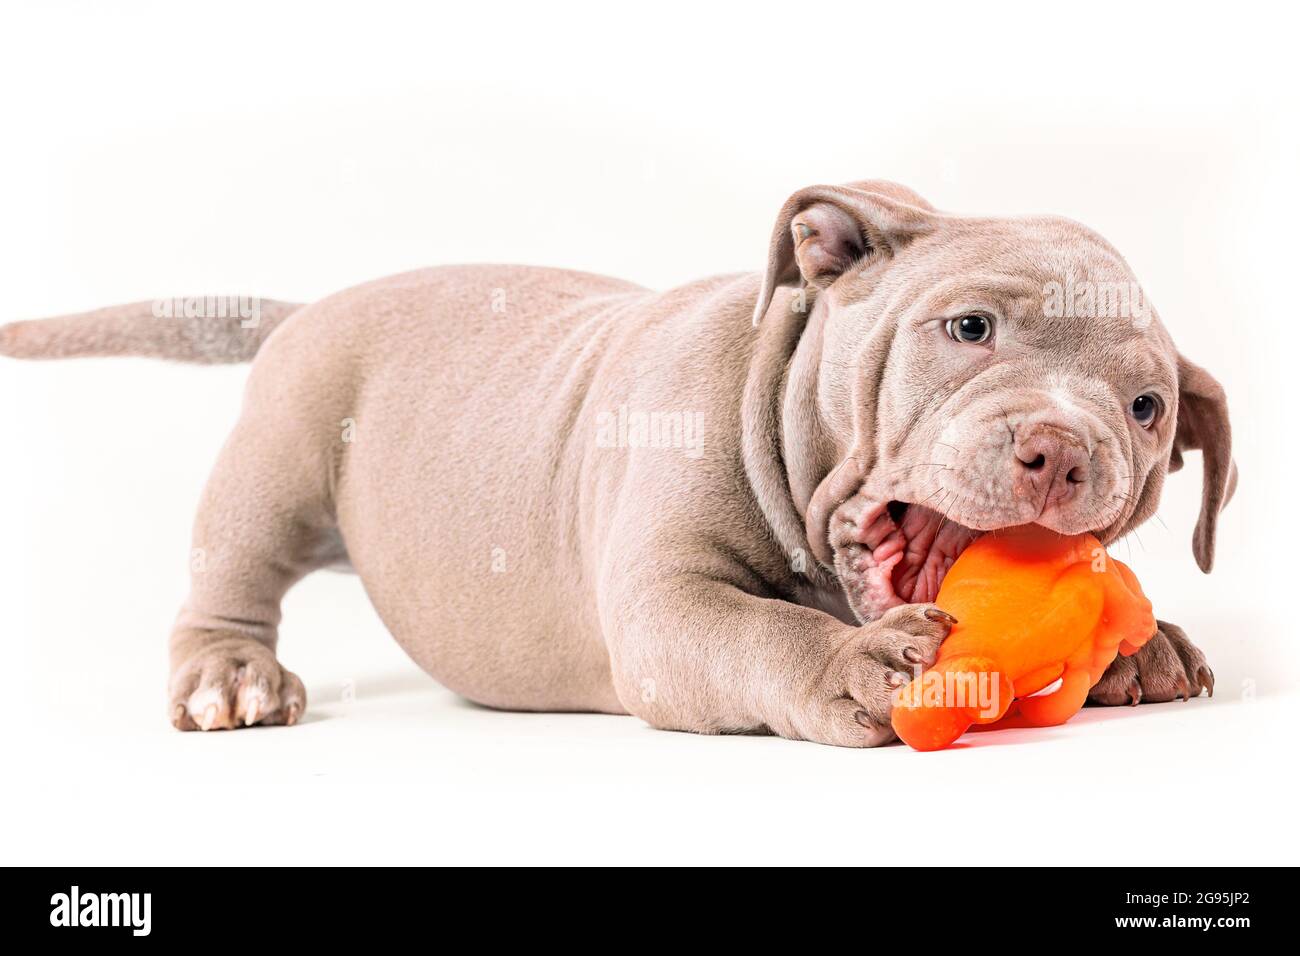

201,704,218,730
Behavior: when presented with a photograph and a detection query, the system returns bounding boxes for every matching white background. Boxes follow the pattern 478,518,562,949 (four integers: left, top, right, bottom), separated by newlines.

1,1,1295,865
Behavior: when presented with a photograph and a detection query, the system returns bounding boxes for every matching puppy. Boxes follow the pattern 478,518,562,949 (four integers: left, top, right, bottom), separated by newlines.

0,180,1234,746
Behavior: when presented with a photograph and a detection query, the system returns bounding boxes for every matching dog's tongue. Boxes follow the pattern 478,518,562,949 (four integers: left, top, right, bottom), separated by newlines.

855,503,980,606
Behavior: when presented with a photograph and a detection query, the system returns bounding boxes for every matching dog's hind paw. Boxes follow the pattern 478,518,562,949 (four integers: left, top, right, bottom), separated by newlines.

168,632,306,731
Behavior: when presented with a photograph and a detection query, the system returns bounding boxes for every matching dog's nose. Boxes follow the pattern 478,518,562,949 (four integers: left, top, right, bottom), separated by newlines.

1013,425,1091,507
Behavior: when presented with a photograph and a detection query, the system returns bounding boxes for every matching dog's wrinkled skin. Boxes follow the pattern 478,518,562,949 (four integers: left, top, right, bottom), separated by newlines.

0,180,1235,746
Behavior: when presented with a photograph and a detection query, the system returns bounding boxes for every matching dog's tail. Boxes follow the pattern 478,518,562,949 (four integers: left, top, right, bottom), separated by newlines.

0,296,305,364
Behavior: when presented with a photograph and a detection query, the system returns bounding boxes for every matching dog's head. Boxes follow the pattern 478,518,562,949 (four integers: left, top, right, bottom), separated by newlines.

754,181,1236,623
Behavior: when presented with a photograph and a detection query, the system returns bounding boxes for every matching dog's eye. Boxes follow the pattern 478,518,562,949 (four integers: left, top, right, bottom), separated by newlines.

946,314,992,344
1130,393,1159,427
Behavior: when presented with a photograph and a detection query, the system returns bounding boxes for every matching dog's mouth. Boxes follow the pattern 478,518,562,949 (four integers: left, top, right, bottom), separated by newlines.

830,497,983,619
876,500,984,605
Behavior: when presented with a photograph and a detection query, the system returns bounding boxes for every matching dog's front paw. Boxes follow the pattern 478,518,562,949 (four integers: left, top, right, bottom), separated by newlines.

1088,619,1214,706
168,632,306,731
796,604,956,747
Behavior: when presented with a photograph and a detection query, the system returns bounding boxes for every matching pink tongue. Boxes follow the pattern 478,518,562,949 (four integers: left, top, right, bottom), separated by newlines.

874,506,981,605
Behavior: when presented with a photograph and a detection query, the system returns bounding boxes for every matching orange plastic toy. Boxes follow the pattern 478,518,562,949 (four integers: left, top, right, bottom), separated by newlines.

890,523,1156,751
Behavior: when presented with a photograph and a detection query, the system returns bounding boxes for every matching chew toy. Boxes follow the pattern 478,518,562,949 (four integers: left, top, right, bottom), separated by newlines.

890,523,1156,751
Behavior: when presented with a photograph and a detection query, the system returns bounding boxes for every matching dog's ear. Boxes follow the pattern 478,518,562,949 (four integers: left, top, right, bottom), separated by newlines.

1169,354,1238,573
752,182,936,326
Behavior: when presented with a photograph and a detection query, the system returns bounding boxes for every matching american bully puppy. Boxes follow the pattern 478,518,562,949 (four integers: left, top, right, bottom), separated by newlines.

0,180,1235,746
